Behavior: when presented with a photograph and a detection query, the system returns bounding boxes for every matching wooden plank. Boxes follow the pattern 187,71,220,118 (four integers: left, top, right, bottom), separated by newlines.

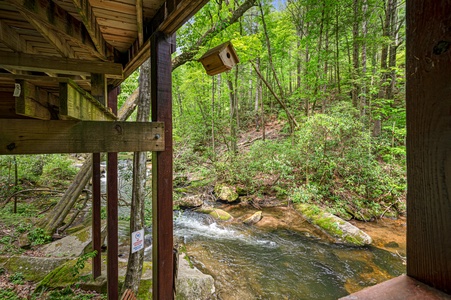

0,120,165,154
136,0,143,47
340,275,451,300
15,80,59,120
151,32,174,300
406,0,451,294
0,19,27,52
60,81,116,120
0,91,28,119
71,0,109,58
6,0,108,59
107,152,118,300
0,51,123,77
23,16,75,58
92,152,102,279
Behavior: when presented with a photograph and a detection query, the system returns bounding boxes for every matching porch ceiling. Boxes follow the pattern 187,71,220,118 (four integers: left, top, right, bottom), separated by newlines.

0,0,207,119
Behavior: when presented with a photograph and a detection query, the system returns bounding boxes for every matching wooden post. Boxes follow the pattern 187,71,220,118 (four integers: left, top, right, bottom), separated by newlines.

91,74,107,106
406,0,451,293
92,152,102,279
107,87,119,300
151,32,174,300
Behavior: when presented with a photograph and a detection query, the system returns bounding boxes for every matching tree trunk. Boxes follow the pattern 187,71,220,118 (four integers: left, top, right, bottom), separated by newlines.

351,0,361,108
122,59,151,295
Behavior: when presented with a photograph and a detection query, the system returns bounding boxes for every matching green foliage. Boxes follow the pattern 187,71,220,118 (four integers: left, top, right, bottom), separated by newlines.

0,288,22,300
9,272,25,284
71,251,98,278
28,228,52,246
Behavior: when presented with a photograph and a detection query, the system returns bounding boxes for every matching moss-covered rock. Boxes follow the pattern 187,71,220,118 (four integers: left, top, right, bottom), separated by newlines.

197,206,233,221
214,184,239,203
40,225,103,258
0,256,70,282
175,195,204,208
295,204,372,246
176,253,215,300
243,211,263,225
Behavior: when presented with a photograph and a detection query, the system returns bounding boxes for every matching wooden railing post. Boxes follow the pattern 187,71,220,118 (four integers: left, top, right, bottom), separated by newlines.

151,31,174,300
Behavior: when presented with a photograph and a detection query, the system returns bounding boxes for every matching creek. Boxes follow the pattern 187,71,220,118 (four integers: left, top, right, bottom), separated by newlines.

111,160,405,299
173,210,405,300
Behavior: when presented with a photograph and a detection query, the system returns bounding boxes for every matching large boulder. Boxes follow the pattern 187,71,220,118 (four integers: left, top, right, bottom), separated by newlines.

176,195,204,208
295,204,372,246
176,253,215,300
40,224,106,258
243,211,263,225
197,206,233,221
196,206,233,221
0,256,70,282
214,184,239,203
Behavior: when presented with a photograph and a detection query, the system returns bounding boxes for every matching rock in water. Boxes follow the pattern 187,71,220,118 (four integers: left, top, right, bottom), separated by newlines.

197,206,233,221
176,253,216,300
295,204,372,246
243,211,263,225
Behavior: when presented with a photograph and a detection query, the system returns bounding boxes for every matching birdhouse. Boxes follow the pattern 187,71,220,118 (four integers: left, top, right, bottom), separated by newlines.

199,41,239,76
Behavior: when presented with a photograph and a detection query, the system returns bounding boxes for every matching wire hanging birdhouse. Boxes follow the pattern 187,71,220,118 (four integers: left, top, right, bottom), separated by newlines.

199,41,240,76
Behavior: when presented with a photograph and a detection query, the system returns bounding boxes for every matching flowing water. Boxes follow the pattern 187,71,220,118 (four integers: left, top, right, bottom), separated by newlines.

174,211,405,300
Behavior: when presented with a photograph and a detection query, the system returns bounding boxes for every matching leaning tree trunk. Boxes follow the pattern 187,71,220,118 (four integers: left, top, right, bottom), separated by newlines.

121,59,151,295
39,87,140,234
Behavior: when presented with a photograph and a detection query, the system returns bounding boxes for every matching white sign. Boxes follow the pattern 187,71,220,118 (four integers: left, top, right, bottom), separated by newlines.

13,83,21,97
131,228,144,254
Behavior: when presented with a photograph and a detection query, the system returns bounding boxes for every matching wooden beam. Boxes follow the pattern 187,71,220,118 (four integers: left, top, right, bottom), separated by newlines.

136,0,144,47
92,152,102,279
0,20,27,52
0,120,165,154
7,0,107,59
15,80,59,119
406,0,451,294
71,0,109,57
154,0,209,35
60,80,116,120
121,0,208,81
0,51,123,77
107,152,118,300
23,16,75,58
90,73,107,106
151,32,174,300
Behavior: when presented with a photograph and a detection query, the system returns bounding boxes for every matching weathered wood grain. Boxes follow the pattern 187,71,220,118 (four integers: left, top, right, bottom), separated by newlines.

406,0,451,293
0,120,165,154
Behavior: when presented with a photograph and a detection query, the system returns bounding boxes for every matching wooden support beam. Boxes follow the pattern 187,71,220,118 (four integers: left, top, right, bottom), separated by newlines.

121,0,207,81
91,74,107,106
7,0,108,59
0,120,165,154
15,80,59,120
0,20,27,52
406,0,451,294
23,16,75,58
136,0,144,47
151,32,174,300
92,152,102,279
71,0,109,58
60,80,116,120
0,51,123,77
107,152,118,300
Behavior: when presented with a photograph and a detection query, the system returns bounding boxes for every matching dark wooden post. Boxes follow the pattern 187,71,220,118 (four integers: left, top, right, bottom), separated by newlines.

406,0,451,293
92,152,102,279
151,31,174,300
107,87,119,300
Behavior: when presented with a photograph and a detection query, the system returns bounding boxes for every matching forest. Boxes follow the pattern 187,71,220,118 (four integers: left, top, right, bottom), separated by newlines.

0,0,407,299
